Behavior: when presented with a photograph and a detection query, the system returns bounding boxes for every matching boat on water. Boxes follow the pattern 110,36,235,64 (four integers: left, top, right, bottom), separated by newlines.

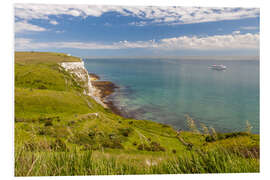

209,64,227,71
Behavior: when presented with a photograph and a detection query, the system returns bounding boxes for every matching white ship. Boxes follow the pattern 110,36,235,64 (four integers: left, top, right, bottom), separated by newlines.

209,64,227,71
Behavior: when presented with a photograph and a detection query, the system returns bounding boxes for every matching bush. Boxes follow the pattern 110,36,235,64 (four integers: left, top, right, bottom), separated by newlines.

137,142,166,152
162,124,170,128
205,135,216,142
132,141,137,146
67,121,75,126
102,139,123,149
217,133,225,140
206,132,250,142
37,84,47,89
137,144,147,151
225,132,249,139
172,149,177,154
44,121,53,126
38,129,45,135
118,128,133,137
186,144,193,151
88,131,96,138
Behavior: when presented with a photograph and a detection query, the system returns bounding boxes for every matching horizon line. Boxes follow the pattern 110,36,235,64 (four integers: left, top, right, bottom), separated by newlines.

82,55,260,60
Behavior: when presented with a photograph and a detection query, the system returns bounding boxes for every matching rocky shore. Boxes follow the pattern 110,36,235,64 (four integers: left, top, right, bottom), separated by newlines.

89,73,123,116
60,61,123,116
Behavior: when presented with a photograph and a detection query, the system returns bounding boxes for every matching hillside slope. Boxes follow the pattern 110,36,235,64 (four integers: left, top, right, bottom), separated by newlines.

15,52,259,176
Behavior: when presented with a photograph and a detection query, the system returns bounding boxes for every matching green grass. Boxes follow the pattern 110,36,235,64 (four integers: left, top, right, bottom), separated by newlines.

14,52,260,176
15,147,259,176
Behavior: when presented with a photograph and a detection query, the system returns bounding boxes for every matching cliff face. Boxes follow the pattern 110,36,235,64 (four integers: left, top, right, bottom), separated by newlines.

60,61,106,107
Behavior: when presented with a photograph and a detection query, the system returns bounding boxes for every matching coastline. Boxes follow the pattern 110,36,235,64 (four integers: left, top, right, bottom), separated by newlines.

60,61,124,116
89,73,124,116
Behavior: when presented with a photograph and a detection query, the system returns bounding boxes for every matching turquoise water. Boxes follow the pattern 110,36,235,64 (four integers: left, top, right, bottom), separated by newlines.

84,58,259,133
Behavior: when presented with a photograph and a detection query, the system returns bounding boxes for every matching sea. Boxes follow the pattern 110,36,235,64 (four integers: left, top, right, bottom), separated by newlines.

84,58,259,134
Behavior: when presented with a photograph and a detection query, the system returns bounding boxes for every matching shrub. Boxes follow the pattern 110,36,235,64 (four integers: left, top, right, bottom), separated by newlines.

159,146,166,152
118,128,133,137
217,133,225,140
38,129,45,135
67,121,75,126
132,141,137,146
44,121,53,126
162,124,170,128
205,131,250,143
225,132,249,138
137,142,166,152
137,144,147,151
38,84,47,89
102,139,123,149
56,116,60,122
205,135,216,142
88,131,96,138
172,149,177,154
186,144,193,151
150,141,165,152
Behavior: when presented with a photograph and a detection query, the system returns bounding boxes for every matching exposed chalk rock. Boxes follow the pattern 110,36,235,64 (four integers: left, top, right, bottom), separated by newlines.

60,61,106,107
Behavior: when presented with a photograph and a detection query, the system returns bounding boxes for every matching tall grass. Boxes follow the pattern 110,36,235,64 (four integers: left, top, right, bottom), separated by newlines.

15,146,259,176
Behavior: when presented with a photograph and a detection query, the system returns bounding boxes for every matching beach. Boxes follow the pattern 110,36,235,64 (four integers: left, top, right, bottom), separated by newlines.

89,73,124,116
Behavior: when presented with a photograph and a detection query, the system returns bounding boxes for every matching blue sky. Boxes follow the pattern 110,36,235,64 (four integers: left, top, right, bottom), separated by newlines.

15,4,260,57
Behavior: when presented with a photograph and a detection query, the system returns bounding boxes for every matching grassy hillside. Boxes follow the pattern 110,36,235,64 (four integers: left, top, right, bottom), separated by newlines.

14,52,260,176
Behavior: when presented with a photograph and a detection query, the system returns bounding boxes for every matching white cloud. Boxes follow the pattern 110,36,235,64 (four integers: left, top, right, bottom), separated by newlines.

159,33,259,50
15,33,259,51
49,20,58,25
128,21,147,26
15,4,260,26
240,26,259,30
232,31,241,34
15,21,46,33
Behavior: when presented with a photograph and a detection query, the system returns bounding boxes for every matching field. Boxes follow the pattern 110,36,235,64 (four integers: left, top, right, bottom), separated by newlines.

14,52,260,176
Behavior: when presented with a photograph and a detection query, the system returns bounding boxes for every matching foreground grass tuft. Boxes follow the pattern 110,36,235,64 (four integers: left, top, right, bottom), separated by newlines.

15,146,259,176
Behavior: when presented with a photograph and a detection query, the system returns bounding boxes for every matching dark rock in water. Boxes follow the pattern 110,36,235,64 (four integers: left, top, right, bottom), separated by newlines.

92,81,119,98
89,73,100,80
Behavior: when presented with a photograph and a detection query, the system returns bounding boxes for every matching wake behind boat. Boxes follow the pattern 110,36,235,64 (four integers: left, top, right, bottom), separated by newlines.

209,64,227,71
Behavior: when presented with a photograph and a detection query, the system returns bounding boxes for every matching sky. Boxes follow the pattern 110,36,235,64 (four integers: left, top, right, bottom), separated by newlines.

14,4,260,58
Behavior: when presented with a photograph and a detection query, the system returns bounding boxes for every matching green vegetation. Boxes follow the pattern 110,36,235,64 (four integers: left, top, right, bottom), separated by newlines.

15,52,260,176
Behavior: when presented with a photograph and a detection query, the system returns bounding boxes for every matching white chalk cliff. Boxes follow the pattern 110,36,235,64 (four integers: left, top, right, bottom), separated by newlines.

60,61,106,107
